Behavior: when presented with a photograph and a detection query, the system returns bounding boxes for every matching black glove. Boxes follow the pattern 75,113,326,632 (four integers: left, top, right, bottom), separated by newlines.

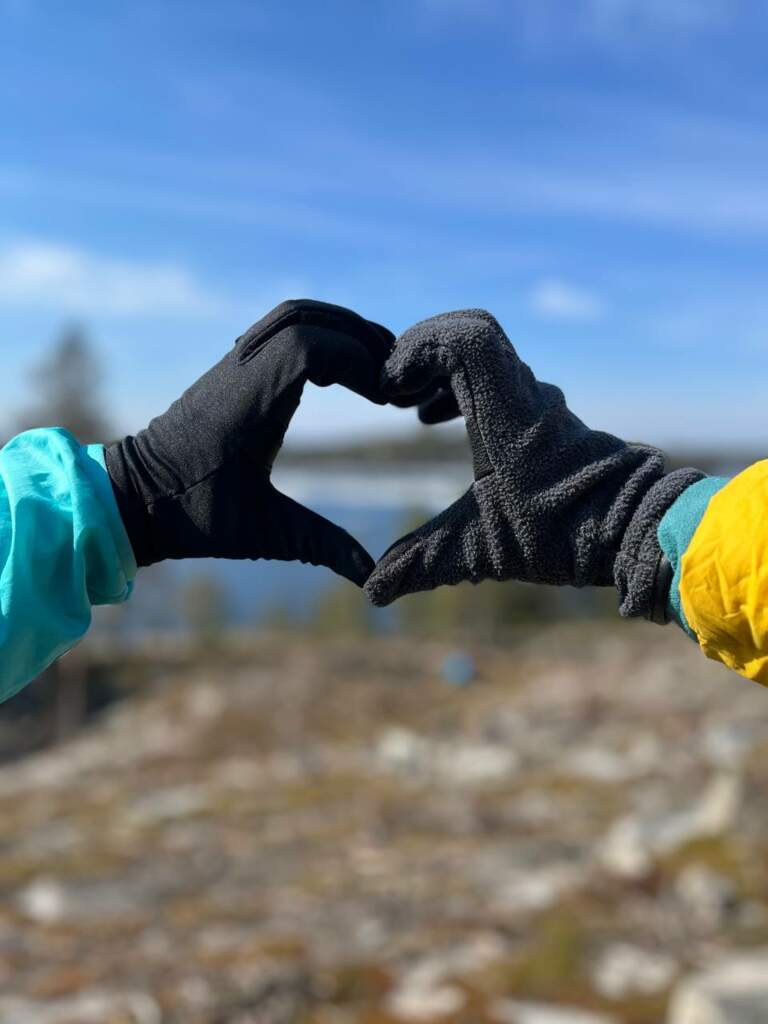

365,310,704,616
106,299,393,586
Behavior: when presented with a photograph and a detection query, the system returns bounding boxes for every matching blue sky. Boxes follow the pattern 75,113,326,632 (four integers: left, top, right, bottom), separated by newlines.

2,0,768,449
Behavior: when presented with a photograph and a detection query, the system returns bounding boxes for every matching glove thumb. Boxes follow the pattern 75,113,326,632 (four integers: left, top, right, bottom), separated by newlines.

269,490,375,587
365,488,488,606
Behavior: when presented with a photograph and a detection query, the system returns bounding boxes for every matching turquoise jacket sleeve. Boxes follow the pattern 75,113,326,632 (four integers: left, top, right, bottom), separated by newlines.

0,428,137,704
657,476,728,636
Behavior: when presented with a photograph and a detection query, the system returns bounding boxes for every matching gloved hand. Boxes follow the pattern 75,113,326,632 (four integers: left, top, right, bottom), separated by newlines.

365,309,704,617
106,299,393,585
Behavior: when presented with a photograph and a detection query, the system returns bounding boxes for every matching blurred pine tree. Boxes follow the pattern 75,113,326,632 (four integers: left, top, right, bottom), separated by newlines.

16,324,113,443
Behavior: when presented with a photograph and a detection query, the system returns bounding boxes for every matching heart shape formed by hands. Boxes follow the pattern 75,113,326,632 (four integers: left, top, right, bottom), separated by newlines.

365,310,703,621
106,300,701,622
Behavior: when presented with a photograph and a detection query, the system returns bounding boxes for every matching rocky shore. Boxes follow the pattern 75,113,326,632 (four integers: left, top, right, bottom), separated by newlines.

1,623,767,1022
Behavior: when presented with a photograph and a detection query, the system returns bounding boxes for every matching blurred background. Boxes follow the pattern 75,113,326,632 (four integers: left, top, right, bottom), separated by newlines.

1,2,768,1022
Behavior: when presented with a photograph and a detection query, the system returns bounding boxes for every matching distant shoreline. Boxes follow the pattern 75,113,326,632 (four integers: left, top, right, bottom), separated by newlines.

280,431,761,479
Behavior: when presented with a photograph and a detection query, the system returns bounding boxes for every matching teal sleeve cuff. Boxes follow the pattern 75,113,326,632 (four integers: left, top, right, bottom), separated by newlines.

657,476,729,638
83,444,137,602
0,429,137,704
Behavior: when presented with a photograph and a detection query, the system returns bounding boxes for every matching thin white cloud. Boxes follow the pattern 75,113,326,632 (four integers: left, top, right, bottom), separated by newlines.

7,154,768,241
0,240,222,317
7,90,768,241
586,0,729,33
418,0,502,17
530,279,603,322
0,0,32,14
417,0,729,38
653,299,768,354
387,154,768,237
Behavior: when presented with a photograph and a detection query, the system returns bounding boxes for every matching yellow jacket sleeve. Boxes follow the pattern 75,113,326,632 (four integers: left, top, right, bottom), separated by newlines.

679,460,768,685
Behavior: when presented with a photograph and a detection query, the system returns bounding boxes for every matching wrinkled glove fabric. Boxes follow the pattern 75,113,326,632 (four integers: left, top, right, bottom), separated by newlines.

107,300,393,585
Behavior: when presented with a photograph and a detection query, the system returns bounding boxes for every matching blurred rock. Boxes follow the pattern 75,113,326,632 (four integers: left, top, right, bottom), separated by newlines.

0,628,766,1021
597,817,654,879
0,990,161,1023
376,727,518,784
701,720,762,769
125,784,212,827
565,733,662,783
492,1000,619,1023
376,727,427,773
387,980,465,1021
591,942,677,999
668,952,768,1023
675,865,738,931
496,862,586,914
693,773,743,835
599,773,743,878
387,935,506,1020
15,877,66,924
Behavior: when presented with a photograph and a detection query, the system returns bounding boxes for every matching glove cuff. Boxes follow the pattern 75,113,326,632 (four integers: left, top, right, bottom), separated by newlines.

614,466,706,622
649,552,673,624
104,438,159,568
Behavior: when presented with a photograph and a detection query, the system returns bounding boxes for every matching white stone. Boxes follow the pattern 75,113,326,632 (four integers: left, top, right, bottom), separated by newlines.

434,742,518,784
492,999,618,1024
377,727,427,772
599,773,743,878
591,943,676,999
187,682,225,721
387,982,465,1021
15,877,66,924
692,773,743,835
496,863,585,914
388,935,506,1020
675,865,737,930
598,818,653,879
125,784,211,827
701,720,764,769
668,952,768,1024
564,734,660,783
376,728,518,785
0,991,161,1024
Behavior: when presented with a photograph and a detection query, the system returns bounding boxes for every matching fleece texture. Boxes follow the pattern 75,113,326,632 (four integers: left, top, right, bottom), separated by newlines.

106,300,393,586
365,310,704,617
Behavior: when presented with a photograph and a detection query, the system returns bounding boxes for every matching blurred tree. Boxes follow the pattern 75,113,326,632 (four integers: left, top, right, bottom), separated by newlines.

6,326,114,740
182,573,230,652
310,582,373,638
397,578,557,644
262,604,299,632
16,324,113,443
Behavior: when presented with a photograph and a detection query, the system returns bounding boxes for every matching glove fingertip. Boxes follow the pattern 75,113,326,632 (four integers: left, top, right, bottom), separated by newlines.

324,534,375,588
418,388,460,425
363,573,398,607
363,540,419,605
379,365,410,397
344,547,376,588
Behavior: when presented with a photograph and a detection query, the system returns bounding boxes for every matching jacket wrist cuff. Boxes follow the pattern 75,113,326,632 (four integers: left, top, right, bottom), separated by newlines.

83,444,138,595
658,475,731,636
614,467,706,621
104,439,158,568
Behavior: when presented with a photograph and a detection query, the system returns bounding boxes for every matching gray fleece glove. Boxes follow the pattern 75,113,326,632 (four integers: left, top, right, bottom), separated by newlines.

364,310,704,618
